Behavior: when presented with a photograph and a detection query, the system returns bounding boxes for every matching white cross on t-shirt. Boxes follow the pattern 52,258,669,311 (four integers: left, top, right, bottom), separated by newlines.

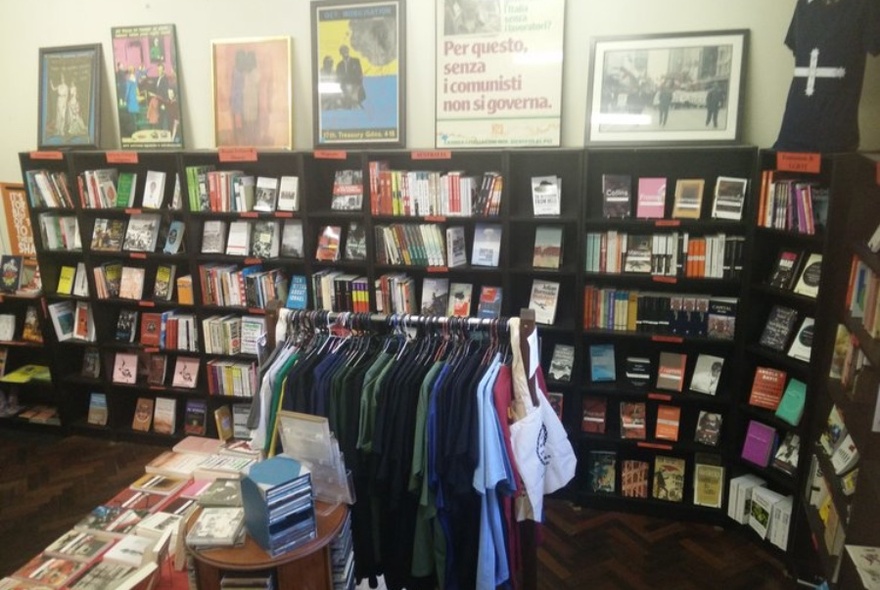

794,48,846,96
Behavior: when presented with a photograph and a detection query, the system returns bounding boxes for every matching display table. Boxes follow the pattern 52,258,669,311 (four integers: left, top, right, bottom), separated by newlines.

187,501,347,590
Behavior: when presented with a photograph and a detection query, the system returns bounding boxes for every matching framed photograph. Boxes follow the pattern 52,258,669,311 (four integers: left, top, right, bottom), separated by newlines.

435,0,565,148
311,0,406,148
211,37,292,149
38,44,102,148
586,30,749,144
111,24,183,148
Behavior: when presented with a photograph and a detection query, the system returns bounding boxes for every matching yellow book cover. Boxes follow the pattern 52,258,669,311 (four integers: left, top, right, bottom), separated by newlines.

57,265,76,295
177,275,194,305
214,405,234,441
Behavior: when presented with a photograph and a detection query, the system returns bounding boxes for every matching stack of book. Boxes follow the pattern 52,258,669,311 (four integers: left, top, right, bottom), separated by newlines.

330,511,354,589
186,506,246,550
241,455,316,558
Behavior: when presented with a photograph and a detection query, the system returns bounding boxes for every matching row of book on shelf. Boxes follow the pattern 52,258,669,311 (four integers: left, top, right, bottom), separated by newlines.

91,262,187,303
0,254,41,296
202,218,300,260
758,305,815,362
27,167,183,211
600,174,748,221
582,398,722,448
585,231,745,278
0,305,43,344
582,287,737,339
757,170,829,234
185,166,299,213
587,451,725,509
585,347,727,396
727,473,792,551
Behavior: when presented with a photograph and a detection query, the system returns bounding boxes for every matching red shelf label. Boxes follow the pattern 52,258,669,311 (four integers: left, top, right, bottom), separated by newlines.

218,147,258,162
274,211,294,218
130,252,147,259
244,257,262,265
652,276,678,284
314,150,347,160
149,385,164,391
138,300,156,307
143,347,159,353
247,307,266,315
637,442,674,451
777,152,821,174
651,335,684,344
427,266,448,273
124,208,142,215
654,220,681,227
424,215,447,222
412,150,452,160
648,393,673,401
241,212,259,218
29,151,64,160
106,151,138,164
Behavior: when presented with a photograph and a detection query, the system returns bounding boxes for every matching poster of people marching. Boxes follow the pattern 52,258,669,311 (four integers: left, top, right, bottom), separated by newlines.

435,0,565,148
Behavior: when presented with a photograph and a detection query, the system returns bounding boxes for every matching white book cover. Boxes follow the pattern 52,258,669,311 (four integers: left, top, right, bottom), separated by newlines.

786,316,814,362
280,220,304,258
528,280,560,325
102,534,154,568
172,357,199,389
249,220,280,259
447,282,473,317
0,315,14,341
142,170,167,209
689,354,725,395
748,486,785,539
48,300,76,341
276,176,299,211
446,226,467,268
123,214,161,252
253,177,278,212
225,221,251,256
112,352,138,384
153,397,177,435
420,277,449,317
531,175,561,216
471,223,502,267
711,176,748,221
201,220,228,254
73,262,89,297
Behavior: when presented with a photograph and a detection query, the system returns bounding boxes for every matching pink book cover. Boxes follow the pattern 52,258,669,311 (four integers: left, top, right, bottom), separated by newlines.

741,420,777,467
636,177,667,219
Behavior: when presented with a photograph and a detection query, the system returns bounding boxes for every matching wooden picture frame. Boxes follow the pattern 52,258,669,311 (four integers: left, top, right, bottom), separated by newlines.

211,36,293,149
586,30,749,144
311,0,406,148
111,24,184,149
38,44,102,149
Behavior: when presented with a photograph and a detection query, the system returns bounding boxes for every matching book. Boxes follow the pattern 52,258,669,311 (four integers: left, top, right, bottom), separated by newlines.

214,405,234,441
693,456,725,508
115,309,138,343
116,171,137,207
774,378,806,426
153,264,176,301
619,401,646,440
528,279,559,325
9,554,87,588
689,354,724,395
548,391,563,420
253,177,278,212
446,226,467,268
87,393,108,426
90,218,126,252
446,282,473,317
588,344,616,382
277,176,299,211
81,347,101,379
601,174,631,218
771,432,800,477
706,297,737,340
0,255,22,292
694,411,722,446
0,315,14,341
758,305,798,352
749,486,785,539
147,354,167,386
122,213,161,252
711,176,748,221
748,366,787,410
624,356,651,386
112,352,138,384
581,396,606,434
225,220,252,256
831,433,859,475
129,473,189,497
172,357,199,389
198,478,243,507
103,534,155,569
472,223,502,267
420,277,449,317
620,460,650,498
118,266,145,300
532,225,563,269
846,546,880,588
622,234,652,273
21,306,42,344
766,249,802,290
285,275,308,310
741,420,777,467
280,219,304,258
132,397,155,431
728,473,767,524
153,397,176,435
142,171,166,209
819,404,848,456
343,221,367,261
56,265,75,295
786,316,814,362
476,286,502,319
331,169,364,211
671,179,705,219
652,455,685,502
315,225,342,262
184,399,208,436
655,404,681,441
589,451,616,493
792,253,822,298
548,344,574,382
249,220,281,259
44,529,114,563
201,220,228,254
656,351,686,392
531,175,561,216
635,177,666,219
162,220,185,254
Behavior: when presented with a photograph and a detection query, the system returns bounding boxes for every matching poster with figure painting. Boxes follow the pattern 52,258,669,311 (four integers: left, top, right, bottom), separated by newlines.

111,24,184,149
312,0,406,148
212,37,292,149
37,44,102,149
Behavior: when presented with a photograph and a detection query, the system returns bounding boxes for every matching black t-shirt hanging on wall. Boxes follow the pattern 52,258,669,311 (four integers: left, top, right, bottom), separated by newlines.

774,0,880,153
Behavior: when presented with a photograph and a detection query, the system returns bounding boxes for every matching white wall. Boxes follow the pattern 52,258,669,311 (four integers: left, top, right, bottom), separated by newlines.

1,0,879,182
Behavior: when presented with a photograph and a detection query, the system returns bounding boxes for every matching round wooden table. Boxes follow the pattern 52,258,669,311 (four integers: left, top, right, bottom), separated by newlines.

188,501,348,590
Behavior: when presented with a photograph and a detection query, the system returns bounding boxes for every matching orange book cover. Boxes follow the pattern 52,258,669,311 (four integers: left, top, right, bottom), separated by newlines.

655,404,682,441
748,366,787,410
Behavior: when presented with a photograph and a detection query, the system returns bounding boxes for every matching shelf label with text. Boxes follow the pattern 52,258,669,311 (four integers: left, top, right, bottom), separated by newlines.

314,150,347,160
647,393,673,401
637,442,674,451
106,151,139,164
777,152,821,174
29,151,64,160
218,147,258,162
427,266,449,273
651,335,684,344
654,220,681,227
412,150,451,160
138,300,156,307
652,276,678,284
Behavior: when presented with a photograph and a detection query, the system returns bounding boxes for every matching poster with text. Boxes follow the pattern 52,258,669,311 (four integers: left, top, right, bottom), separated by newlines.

435,0,564,148
0,185,35,256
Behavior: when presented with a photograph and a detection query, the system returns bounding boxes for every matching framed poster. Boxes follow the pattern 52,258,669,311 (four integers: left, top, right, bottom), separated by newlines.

111,24,184,149
37,44,102,149
586,30,749,144
0,184,35,256
211,37,293,149
311,0,406,148
435,0,565,148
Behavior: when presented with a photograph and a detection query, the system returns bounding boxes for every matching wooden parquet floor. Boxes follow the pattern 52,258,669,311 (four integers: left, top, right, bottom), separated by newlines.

0,432,799,589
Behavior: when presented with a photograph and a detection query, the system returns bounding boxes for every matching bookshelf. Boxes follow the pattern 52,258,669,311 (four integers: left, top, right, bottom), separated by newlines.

793,153,880,588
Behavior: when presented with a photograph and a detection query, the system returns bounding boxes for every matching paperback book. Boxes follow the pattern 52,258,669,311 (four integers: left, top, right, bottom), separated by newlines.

447,282,473,317
531,175,561,216
472,223,502,267
476,287,502,319
532,225,563,269
671,179,705,219
589,344,616,382
635,177,666,219
528,279,560,325
602,174,631,218
581,396,607,434
652,455,685,502
548,344,574,383
767,249,802,290
694,411,722,446
589,451,616,494
689,354,724,395
710,176,748,221
792,253,822,298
